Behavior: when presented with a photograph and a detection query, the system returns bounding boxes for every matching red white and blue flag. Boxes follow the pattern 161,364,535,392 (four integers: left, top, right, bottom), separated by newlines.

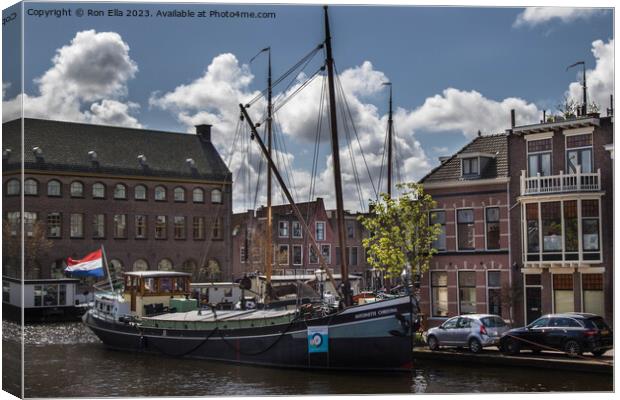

66,249,104,277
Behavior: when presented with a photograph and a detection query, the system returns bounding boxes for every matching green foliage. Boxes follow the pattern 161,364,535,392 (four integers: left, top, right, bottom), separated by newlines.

358,182,441,279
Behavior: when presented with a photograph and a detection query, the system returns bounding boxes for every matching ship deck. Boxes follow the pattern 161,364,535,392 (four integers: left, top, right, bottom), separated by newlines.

141,309,295,323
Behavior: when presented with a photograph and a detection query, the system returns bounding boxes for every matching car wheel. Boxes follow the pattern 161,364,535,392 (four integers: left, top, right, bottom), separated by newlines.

564,340,582,357
469,338,482,354
427,335,439,351
591,350,605,357
503,339,520,355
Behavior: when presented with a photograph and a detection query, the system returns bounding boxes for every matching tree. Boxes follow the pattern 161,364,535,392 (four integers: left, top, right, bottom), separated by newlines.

3,219,53,279
359,182,441,279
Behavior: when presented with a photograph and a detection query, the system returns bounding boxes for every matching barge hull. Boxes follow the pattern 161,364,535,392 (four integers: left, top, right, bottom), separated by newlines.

84,296,415,371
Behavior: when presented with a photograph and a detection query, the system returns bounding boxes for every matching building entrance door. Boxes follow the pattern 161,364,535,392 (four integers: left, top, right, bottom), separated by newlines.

525,287,542,324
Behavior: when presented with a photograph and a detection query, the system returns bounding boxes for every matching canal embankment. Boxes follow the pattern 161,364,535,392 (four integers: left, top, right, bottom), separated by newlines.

413,347,613,375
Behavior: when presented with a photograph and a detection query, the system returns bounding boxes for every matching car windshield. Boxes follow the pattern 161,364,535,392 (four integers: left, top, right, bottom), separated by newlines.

528,317,550,328
481,316,506,327
585,317,610,330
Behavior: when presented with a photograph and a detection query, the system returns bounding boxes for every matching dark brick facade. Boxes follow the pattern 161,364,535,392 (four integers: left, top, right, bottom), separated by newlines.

231,198,370,280
508,115,613,325
420,134,512,327
3,118,233,282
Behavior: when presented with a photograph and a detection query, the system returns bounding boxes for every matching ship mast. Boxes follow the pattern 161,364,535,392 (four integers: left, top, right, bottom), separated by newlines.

323,6,351,306
385,82,393,198
265,47,274,300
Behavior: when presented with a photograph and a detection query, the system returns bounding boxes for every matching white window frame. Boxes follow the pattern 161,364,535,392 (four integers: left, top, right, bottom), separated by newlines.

486,270,502,315
292,244,303,266
315,221,326,241
278,220,289,238
455,208,475,251
526,134,553,178
292,221,302,239
457,270,477,315
429,209,447,252
308,245,319,264
484,206,501,251
277,244,289,266
430,270,449,318
320,244,331,264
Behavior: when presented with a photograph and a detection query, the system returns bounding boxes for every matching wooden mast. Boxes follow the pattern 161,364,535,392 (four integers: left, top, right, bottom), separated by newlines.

265,47,274,300
323,6,351,306
385,82,393,198
239,105,343,298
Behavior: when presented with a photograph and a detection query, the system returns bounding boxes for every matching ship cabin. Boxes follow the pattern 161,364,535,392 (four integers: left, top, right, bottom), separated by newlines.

122,271,195,317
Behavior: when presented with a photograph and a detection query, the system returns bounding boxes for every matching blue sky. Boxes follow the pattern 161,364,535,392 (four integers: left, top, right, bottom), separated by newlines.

2,2,614,211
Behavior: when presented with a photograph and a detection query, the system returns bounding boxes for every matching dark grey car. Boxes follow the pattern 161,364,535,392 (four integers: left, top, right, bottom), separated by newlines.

426,314,510,353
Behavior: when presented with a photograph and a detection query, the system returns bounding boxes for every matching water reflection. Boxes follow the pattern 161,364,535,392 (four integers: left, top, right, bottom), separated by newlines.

1,321,612,397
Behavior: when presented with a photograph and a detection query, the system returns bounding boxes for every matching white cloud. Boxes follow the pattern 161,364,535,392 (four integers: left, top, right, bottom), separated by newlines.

151,56,431,211
403,88,540,138
566,39,614,112
514,7,604,28
431,146,449,154
2,30,141,127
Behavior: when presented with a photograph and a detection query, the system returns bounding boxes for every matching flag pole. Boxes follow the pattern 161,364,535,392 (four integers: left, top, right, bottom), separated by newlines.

100,245,114,291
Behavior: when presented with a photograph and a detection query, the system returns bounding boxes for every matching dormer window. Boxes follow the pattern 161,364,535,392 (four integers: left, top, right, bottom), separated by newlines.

462,157,479,176
458,151,495,179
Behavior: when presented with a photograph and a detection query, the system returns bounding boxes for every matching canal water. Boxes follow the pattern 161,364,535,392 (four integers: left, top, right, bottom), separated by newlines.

2,321,613,397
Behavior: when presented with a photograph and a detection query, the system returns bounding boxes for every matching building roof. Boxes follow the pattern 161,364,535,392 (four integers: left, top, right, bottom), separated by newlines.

255,198,325,220
2,118,231,182
419,133,508,184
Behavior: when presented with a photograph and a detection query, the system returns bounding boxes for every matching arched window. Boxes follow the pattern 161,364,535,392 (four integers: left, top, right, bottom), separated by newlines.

6,179,20,196
92,182,105,199
70,181,84,197
181,259,198,277
24,179,38,196
134,184,147,200
211,189,222,204
133,259,149,271
192,188,204,203
154,186,166,201
47,180,61,197
173,187,185,202
157,258,173,271
108,259,123,279
113,183,127,199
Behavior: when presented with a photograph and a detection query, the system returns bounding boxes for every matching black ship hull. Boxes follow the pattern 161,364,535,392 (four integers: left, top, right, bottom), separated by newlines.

84,295,416,371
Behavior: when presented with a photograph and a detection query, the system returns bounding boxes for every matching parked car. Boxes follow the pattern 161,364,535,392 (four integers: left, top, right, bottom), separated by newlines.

499,313,613,357
426,314,510,353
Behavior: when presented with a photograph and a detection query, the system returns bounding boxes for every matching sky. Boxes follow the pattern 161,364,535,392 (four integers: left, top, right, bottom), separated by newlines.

2,1,614,212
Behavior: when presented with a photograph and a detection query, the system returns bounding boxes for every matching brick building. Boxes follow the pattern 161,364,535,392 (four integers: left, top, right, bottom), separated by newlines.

508,114,613,325
419,134,512,327
231,198,370,281
3,118,233,282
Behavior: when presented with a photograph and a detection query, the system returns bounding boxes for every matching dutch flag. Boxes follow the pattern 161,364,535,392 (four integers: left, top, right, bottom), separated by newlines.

66,249,104,277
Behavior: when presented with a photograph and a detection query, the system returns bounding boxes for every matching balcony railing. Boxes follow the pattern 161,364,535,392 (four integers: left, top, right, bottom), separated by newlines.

520,168,601,196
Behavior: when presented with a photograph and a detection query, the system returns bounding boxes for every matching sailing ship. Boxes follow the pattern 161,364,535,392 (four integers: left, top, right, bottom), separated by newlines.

83,6,419,371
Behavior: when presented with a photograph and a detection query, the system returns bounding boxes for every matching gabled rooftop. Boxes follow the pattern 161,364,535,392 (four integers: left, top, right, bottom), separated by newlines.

419,133,508,184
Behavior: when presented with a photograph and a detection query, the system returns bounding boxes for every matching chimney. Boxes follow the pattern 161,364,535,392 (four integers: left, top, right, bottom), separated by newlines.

196,124,212,142
510,109,516,128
